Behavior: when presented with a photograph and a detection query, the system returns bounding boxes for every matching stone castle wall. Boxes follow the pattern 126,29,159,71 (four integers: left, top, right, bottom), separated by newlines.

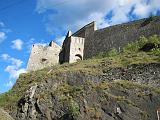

59,36,85,63
27,16,160,71
84,16,160,58
69,36,85,63
27,42,61,71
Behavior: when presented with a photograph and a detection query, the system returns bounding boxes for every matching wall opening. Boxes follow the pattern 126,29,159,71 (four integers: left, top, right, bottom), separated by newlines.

75,54,82,61
42,58,47,62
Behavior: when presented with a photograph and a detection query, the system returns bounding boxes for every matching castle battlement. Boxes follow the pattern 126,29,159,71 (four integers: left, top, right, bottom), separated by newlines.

27,16,160,71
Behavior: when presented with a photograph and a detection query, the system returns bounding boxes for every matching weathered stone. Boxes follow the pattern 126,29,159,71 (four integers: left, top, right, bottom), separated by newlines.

27,41,61,71
27,16,160,71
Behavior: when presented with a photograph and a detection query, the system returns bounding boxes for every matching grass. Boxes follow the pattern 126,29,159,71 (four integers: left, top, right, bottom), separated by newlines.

112,80,160,94
0,35,160,115
94,35,160,67
0,108,14,120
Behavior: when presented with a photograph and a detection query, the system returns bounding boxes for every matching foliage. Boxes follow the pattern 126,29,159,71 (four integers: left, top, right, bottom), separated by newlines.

0,35,160,118
94,48,119,59
57,83,83,97
68,99,80,119
0,90,19,111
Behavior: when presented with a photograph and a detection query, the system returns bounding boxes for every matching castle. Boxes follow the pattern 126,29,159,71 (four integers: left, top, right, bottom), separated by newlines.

27,16,160,71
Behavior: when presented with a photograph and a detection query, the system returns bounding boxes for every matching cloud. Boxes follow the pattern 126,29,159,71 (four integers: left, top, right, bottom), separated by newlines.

5,66,25,79
0,31,7,43
36,0,115,34
11,39,23,50
1,54,10,60
36,0,160,39
5,81,14,87
1,54,26,79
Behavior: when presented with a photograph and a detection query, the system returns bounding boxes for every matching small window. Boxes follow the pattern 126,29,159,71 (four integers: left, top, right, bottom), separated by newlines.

42,58,47,62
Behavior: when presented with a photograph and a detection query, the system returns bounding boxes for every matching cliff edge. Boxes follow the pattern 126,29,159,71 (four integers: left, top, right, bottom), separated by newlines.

0,35,160,120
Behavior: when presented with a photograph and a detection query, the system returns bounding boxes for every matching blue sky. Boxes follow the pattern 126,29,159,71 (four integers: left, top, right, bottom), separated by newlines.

0,0,160,93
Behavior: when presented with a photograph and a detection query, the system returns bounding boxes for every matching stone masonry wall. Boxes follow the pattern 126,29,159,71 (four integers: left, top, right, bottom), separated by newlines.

84,16,160,58
69,36,85,63
27,43,61,71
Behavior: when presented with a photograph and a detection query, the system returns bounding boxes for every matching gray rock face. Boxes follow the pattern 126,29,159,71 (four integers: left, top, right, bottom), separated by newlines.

15,63,160,120
102,63,160,87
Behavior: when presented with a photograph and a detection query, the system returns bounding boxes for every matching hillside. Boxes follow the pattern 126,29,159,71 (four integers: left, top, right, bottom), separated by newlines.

0,109,14,120
1,35,160,120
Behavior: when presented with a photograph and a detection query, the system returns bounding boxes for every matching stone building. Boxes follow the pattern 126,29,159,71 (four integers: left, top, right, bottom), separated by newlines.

59,31,85,64
27,41,61,71
27,16,160,71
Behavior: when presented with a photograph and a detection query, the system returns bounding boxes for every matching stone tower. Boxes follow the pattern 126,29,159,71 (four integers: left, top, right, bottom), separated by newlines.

59,21,96,64
59,31,85,63
27,41,61,71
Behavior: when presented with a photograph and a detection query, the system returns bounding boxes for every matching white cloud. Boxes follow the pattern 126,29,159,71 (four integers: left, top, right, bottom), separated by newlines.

1,54,26,79
11,39,23,50
1,54,10,60
5,81,14,87
10,57,23,68
5,66,25,79
0,32,7,43
36,0,160,38
133,2,152,18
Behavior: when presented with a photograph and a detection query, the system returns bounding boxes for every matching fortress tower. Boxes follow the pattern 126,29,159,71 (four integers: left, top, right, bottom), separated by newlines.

59,21,97,64
27,41,61,71
59,31,85,63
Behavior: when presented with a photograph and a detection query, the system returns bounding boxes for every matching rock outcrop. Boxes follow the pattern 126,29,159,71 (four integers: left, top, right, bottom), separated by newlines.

1,35,160,120
14,63,160,120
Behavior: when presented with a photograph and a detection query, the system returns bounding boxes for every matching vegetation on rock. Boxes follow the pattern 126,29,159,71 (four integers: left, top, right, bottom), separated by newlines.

0,35,160,120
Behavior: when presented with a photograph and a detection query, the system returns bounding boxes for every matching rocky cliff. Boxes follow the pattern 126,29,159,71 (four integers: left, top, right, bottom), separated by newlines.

0,35,160,120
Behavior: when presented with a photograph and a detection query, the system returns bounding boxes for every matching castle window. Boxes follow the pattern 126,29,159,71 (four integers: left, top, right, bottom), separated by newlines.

41,58,47,62
78,48,81,51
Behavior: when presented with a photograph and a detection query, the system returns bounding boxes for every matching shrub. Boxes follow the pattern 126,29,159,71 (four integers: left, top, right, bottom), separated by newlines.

123,36,148,53
68,99,80,119
148,35,160,45
106,48,119,57
94,48,119,59
123,42,139,53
